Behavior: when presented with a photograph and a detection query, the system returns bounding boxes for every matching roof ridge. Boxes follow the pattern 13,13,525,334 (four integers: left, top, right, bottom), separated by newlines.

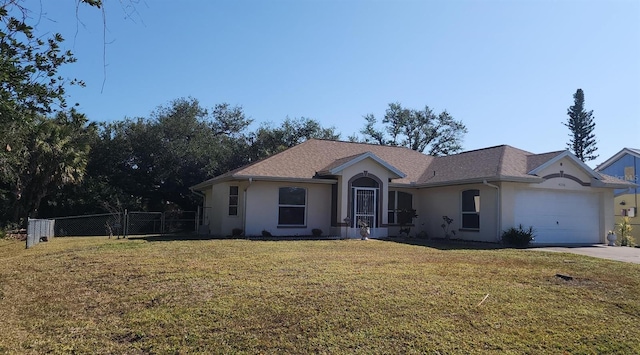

309,138,424,153
450,144,535,156
527,149,566,157
496,145,507,176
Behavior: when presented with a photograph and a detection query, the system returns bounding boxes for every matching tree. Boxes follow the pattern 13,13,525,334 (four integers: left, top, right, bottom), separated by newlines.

249,117,340,161
564,88,597,162
41,98,255,215
0,0,102,224
9,110,94,219
359,102,467,156
1,1,82,186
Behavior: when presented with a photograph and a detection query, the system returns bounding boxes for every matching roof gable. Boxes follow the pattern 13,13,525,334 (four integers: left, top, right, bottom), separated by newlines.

318,152,406,178
528,151,600,180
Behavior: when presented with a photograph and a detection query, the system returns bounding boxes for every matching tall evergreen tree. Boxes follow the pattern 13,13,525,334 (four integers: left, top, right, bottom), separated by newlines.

564,89,597,161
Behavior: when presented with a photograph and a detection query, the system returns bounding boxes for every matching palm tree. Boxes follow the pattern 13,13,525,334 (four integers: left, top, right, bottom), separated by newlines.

13,110,94,220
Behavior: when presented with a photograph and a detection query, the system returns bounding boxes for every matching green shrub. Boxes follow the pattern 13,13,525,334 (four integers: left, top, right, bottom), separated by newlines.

311,228,322,237
502,224,535,247
0,229,6,239
616,217,635,247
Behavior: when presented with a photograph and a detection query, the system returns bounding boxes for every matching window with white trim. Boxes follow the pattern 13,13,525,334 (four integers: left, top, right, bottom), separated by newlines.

388,191,413,225
228,186,239,216
461,189,480,229
278,187,306,226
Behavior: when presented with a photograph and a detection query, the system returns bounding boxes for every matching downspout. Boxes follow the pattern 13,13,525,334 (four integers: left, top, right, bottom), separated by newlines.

483,180,501,242
243,178,253,236
190,188,205,200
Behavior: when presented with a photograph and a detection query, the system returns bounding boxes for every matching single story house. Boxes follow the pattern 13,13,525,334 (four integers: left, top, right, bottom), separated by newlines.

191,139,633,244
595,148,640,241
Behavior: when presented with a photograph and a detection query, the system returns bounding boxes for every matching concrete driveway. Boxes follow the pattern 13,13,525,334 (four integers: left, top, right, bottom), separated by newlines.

532,244,640,264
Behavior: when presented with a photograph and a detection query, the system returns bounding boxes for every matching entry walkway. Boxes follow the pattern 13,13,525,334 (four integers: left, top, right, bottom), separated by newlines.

532,244,640,264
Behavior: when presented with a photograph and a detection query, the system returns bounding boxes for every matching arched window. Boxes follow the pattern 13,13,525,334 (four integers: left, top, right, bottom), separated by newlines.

351,177,379,188
461,189,480,229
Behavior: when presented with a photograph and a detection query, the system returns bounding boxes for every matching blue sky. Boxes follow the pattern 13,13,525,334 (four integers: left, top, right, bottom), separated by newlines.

20,0,640,167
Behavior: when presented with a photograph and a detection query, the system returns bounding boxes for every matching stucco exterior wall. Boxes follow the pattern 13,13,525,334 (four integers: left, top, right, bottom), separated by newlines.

416,183,499,242
198,153,618,243
205,181,247,236
244,181,332,237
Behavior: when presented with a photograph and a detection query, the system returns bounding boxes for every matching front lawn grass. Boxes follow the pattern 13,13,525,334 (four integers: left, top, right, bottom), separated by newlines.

1,237,639,354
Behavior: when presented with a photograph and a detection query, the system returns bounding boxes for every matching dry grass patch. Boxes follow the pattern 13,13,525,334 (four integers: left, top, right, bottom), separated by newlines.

0,237,639,354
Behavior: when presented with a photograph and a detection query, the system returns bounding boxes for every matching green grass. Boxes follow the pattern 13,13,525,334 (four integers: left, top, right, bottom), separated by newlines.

1,237,639,354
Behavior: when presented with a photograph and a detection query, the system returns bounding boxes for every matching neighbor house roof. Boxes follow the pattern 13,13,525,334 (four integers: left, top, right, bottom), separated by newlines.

595,147,640,171
191,139,632,190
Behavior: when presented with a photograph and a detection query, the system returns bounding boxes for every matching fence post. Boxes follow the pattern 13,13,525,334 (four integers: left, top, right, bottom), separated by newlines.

196,206,201,234
26,218,32,249
124,209,128,238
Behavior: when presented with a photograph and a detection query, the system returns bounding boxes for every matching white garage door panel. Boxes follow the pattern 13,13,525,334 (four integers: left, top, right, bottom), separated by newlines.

514,190,599,244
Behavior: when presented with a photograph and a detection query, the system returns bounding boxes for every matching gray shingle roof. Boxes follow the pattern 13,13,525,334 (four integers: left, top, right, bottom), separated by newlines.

192,139,631,189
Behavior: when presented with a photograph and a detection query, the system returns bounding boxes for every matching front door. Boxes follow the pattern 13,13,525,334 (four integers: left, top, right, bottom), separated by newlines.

353,187,376,229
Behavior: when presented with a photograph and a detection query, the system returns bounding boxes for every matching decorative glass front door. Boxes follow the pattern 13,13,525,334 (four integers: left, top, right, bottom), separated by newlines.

353,188,376,229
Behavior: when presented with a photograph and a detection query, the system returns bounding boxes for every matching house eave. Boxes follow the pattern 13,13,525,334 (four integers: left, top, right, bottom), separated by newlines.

591,179,638,189
191,174,337,190
407,175,543,188
233,175,337,184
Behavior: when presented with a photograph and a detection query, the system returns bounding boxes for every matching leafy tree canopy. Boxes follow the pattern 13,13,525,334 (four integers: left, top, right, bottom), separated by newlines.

0,0,100,225
249,117,340,161
358,102,467,156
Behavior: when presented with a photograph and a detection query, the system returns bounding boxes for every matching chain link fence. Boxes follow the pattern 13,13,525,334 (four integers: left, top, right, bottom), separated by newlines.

55,213,122,237
26,218,55,248
163,210,197,234
125,212,162,236
51,211,196,237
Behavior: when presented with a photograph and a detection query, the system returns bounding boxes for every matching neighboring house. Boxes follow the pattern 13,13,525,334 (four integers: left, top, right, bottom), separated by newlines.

191,139,632,244
596,148,640,240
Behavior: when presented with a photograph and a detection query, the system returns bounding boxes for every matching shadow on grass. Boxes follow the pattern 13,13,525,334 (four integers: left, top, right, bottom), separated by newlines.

247,236,343,241
128,234,344,242
381,237,603,251
128,234,227,242
379,237,507,251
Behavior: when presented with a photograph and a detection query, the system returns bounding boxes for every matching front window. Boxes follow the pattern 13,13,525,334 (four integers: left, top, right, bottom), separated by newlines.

388,191,413,225
278,187,306,226
461,189,480,229
228,186,239,216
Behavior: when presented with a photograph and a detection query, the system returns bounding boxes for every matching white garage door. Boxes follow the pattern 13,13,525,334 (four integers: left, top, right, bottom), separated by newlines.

513,190,600,244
